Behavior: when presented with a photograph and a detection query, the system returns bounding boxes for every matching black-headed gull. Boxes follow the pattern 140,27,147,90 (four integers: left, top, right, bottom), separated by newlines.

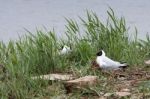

96,50,128,70
59,45,71,55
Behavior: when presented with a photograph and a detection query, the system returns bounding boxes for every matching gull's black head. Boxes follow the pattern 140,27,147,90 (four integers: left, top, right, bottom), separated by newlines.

60,45,72,50
61,45,64,49
58,45,64,50
96,50,105,56
96,50,103,56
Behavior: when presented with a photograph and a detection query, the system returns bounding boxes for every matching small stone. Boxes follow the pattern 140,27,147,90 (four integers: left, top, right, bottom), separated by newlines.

120,88,130,92
118,77,126,80
115,92,131,97
145,60,150,65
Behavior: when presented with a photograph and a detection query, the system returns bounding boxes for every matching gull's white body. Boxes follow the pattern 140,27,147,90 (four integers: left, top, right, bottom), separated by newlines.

96,50,127,70
59,45,71,55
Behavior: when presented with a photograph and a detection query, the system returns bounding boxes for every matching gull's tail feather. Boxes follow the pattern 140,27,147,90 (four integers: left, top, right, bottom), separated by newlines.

120,63,128,66
119,63,128,69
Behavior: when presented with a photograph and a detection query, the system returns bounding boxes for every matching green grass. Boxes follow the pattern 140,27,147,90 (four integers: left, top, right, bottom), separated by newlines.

0,8,150,98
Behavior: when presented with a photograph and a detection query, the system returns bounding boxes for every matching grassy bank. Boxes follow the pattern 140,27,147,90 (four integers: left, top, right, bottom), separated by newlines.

0,8,150,98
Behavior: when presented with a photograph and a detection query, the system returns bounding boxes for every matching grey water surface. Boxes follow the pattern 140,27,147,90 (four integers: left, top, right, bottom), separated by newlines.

0,0,150,43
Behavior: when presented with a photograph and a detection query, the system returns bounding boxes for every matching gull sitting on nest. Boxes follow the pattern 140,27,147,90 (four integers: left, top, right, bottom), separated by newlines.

59,45,72,55
96,50,128,70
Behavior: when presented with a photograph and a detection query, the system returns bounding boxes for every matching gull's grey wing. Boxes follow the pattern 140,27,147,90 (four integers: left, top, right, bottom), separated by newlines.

102,56,121,67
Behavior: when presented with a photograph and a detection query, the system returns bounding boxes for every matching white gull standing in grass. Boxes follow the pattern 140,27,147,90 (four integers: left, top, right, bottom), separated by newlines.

96,50,128,70
59,45,72,55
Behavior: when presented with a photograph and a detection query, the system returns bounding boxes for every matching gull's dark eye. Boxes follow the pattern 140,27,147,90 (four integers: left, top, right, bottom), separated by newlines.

96,50,102,56
58,46,63,50
61,46,64,49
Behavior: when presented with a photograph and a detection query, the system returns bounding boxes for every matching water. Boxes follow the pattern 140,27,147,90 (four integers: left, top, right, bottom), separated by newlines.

0,0,150,43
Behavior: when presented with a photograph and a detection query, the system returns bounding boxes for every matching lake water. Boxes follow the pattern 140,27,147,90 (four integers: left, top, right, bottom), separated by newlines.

0,0,150,43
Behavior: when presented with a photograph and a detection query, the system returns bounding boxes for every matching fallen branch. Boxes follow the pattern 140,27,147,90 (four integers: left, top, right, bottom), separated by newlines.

64,75,98,93
31,73,74,81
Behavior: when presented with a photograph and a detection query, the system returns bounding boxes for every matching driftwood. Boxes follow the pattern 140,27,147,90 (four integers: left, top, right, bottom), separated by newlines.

31,74,74,81
64,75,98,93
